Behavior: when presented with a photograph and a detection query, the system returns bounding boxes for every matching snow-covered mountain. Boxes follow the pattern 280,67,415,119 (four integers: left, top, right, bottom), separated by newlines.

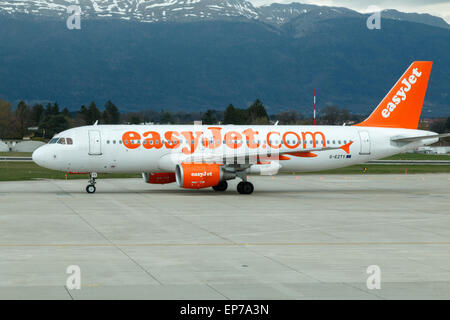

257,2,355,25
0,0,448,28
0,0,259,23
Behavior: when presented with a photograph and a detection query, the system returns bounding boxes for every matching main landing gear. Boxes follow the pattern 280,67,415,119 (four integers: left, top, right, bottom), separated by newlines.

236,171,254,195
86,172,97,194
212,179,254,194
237,181,254,195
212,181,228,192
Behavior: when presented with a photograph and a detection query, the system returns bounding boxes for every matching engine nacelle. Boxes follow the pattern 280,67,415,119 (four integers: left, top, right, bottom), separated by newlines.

142,172,176,184
175,163,228,189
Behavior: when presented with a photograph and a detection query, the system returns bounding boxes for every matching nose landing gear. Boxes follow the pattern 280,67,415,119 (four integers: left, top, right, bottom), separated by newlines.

86,172,97,194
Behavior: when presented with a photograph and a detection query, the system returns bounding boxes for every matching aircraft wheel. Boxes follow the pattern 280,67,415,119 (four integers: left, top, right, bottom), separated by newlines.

237,181,254,195
86,184,96,194
213,181,228,192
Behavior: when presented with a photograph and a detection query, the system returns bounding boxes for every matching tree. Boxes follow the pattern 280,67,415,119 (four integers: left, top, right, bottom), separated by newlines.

79,102,101,125
62,107,71,118
160,111,173,124
247,99,269,124
87,102,101,124
274,110,304,125
321,105,340,125
224,104,247,124
320,104,352,125
130,115,141,124
79,105,87,118
103,100,120,124
201,109,217,124
429,118,446,134
15,101,30,137
0,99,14,138
39,114,70,139
30,104,44,126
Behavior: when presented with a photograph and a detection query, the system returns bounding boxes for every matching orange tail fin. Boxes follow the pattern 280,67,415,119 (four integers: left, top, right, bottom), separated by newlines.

355,61,433,129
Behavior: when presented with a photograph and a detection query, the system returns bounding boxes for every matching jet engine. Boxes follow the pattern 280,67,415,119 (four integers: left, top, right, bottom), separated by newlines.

175,163,235,189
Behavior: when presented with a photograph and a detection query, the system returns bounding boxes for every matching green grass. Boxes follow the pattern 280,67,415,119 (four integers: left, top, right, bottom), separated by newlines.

0,152,32,157
300,164,450,175
0,161,449,182
382,153,450,161
0,162,140,182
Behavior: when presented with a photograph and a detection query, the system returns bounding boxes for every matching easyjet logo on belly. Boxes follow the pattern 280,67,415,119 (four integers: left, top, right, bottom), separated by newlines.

381,68,422,118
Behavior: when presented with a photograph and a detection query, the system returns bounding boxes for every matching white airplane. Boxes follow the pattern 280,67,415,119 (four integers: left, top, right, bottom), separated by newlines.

32,61,448,194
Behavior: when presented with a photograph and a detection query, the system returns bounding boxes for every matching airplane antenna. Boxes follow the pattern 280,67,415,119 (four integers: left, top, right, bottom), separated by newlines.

274,120,279,126
93,120,98,126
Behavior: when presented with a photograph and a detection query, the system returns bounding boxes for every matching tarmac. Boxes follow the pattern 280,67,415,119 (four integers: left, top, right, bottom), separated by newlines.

0,174,449,300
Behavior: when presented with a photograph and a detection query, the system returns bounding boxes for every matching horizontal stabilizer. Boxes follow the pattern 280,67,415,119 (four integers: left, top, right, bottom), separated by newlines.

391,133,450,142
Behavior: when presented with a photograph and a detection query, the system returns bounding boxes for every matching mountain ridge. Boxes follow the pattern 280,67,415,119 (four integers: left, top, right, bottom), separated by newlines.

0,0,448,29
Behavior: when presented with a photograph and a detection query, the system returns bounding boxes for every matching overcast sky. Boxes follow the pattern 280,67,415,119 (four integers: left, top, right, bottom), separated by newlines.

249,0,450,23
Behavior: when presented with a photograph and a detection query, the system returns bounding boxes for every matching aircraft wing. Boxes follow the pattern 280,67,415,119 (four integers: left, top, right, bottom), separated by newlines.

181,141,353,164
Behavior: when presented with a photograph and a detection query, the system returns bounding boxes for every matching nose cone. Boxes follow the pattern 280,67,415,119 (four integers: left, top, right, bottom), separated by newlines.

32,146,47,167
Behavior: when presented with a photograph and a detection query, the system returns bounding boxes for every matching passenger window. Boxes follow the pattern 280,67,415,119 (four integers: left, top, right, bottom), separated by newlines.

113,140,116,144
107,140,110,144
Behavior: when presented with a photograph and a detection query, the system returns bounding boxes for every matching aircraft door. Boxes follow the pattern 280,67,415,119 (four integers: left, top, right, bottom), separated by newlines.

358,131,371,155
88,130,102,155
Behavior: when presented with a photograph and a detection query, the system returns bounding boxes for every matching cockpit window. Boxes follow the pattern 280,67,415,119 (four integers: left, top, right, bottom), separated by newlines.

49,137,73,145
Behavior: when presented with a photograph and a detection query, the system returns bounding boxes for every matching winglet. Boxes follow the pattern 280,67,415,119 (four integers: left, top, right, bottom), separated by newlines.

355,61,433,129
340,141,353,154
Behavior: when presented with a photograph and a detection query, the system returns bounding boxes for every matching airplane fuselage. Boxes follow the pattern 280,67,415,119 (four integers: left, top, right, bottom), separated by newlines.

32,124,437,174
